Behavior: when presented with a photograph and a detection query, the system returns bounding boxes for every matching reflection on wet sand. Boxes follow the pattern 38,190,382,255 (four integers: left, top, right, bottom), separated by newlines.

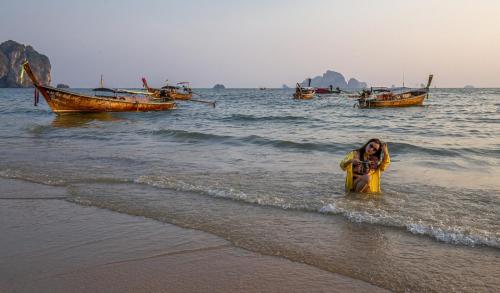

51,113,123,128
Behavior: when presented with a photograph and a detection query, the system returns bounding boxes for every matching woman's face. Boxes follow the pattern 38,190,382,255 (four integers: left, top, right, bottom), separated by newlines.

365,141,380,155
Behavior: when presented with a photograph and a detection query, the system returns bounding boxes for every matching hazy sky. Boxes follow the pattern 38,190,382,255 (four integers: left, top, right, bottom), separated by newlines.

1,0,499,87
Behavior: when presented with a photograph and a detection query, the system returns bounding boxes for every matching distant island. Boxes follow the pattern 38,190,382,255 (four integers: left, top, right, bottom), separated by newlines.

56,83,70,89
0,40,51,87
300,70,367,89
282,84,290,89
213,84,225,89
464,85,475,89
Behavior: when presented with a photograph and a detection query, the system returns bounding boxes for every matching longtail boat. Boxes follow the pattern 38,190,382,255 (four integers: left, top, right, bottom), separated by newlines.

315,86,341,95
293,79,316,100
22,62,176,114
142,77,216,107
142,78,193,100
358,75,433,108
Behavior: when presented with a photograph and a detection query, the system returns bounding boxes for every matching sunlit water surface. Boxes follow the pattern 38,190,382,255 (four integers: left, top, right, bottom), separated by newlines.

1,88,499,291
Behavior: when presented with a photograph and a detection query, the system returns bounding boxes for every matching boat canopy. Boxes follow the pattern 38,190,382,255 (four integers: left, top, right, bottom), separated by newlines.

93,87,149,95
161,85,180,90
370,87,392,93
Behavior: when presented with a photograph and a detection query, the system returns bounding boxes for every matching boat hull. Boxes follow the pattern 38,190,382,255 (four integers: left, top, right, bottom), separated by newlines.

315,88,341,94
293,92,315,99
359,93,427,108
167,91,193,100
38,86,176,113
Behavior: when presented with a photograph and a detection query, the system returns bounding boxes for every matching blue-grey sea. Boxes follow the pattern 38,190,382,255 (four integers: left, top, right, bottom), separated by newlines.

0,88,499,291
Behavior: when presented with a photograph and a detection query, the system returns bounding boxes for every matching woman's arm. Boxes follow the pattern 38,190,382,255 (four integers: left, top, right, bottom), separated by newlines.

340,151,357,171
378,144,390,171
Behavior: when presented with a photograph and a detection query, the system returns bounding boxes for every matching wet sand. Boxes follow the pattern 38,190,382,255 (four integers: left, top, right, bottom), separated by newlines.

0,178,386,293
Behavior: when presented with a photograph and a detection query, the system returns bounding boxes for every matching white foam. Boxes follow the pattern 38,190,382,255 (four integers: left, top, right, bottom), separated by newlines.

319,203,339,213
0,168,66,186
319,202,500,248
137,175,500,249
135,175,250,201
407,222,500,248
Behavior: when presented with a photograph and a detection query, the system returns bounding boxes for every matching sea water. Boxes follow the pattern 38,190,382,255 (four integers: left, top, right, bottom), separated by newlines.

0,88,499,291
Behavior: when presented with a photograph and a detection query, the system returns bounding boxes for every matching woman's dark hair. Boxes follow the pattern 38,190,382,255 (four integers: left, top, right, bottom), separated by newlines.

357,138,383,162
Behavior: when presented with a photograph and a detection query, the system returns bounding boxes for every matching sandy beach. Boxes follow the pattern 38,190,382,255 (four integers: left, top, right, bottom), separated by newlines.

0,178,386,293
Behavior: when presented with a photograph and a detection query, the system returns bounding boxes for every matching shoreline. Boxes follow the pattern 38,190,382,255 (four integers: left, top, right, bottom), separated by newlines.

0,178,386,293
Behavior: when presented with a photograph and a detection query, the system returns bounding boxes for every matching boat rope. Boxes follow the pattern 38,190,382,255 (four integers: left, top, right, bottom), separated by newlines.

19,64,25,81
34,87,39,106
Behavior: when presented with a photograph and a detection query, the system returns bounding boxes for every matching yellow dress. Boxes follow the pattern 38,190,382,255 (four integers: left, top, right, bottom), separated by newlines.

339,150,390,193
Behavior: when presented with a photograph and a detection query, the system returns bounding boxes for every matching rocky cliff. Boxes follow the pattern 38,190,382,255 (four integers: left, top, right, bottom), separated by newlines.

301,70,367,89
0,40,51,87
347,78,367,89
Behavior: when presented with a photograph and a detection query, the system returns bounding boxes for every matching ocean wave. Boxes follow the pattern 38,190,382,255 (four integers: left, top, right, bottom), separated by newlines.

0,107,51,115
24,123,116,141
63,174,494,250
144,128,498,158
0,168,66,186
135,175,251,201
219,114,321,123
25,124,55,135
389,142,500,157
145,128,355,153
0,167,133,187
319,203,500,248
135,174,330,211
407,222,499,247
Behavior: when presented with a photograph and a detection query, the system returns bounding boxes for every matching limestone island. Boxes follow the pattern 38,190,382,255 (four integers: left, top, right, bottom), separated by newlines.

0,40,51,87
56,83,70,89
300,70,367,90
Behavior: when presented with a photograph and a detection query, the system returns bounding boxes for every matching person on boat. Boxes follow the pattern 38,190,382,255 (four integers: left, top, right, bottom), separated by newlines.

360,89,370,99
295,83,302,95
340,138,390,193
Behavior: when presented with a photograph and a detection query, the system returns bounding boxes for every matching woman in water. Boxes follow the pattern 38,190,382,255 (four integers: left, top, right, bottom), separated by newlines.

340,138,390,193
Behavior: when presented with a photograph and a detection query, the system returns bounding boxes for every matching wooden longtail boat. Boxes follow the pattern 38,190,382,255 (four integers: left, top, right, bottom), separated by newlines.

142,78,193,100
358,75,433,108
293,87,315,99
22,62,176,113
293,79,316,100
142,77,216,107
315,86,341,94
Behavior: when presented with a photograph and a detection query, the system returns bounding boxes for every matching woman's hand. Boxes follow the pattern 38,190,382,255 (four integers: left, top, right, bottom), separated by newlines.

342,158,360,169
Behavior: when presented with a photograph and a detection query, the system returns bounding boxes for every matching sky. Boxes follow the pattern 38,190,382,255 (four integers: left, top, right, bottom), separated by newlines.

1,0,499,88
